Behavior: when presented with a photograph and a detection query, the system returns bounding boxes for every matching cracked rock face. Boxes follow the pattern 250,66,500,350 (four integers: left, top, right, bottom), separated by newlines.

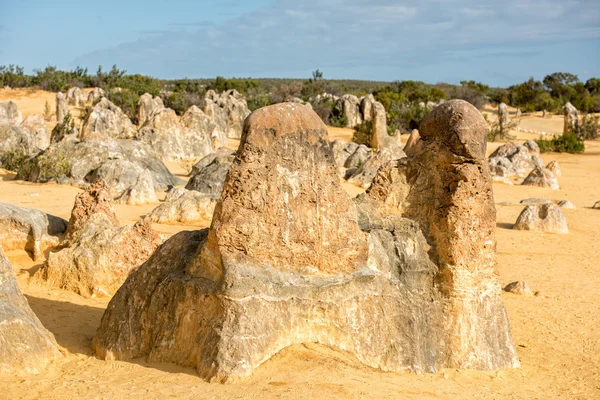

93,101,518,381
82,98,136,139
145,188,217,224
0,245,61,375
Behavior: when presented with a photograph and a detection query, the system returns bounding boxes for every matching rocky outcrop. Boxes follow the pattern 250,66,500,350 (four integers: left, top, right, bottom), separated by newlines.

546,160,561,177
498,102,508,124
185,150,235,195
181,105,227,151
0,124,36,163
34,184,162,297
93,101,518,381
0,100,23,125
137,93,164,126
513,204,568,233
523,140,540,155
87,87,105,103
522,165,559,190
64,181,119,240
66,87,85,107
203,90,251,139
81,98,135,139
347,146,406,188
563,102,579,134
330,140,359,167
0,203,67,260
337,94,362,128
360,94,375,122
137,105,225,161
55,92,68,123
145,189,218,224
503,281,532,296
488,142,541,178
21,137,183,196
404,129,421,156
20,114,50,152
0,245,61,375
369,101,392,149
114,169,159,205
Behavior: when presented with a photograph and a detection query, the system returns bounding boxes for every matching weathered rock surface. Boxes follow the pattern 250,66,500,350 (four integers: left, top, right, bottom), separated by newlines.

34,184,162,297
546,160,561,177
0,100,23,125
522,165,559,190
185,151,235,195
498,102,508,124
36,215,162,298
137,93,165,126
330,139,359,167
20,114,50,151
0,245,61,375
21,137,183,195
370,101,392,149
203,90,251,139
503,281,532,296
360,94,375,122
66,87,85,107
93,101,518,381
404,129,421,156
488,142,541,178
563,102,579,134
114,169,159,205
87,87,105,103
181,105,227,151
64,181,119,240
358,99,519,369
0,124,36,163
137,105,224,161
513,204,568,233
347,146,406,189
523,140,540,155
0,203,67,260
55,92,68,122
343,144,370,170
337,94,362,128
81,98,135,139
145,189,217,224
593,201,600,209
558,200,576,209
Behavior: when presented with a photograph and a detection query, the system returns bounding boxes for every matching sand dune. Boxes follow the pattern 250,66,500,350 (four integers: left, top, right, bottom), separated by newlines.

0,92,599,399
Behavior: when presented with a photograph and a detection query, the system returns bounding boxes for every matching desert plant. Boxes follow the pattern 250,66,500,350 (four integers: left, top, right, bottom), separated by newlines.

34,152,71,181
51,112,77,141
352,120,372,145
0,148,35,177
535,133,585,154
487,118,518,142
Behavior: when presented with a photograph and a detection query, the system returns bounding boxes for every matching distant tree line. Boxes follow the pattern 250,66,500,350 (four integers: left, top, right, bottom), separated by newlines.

1,64,598,130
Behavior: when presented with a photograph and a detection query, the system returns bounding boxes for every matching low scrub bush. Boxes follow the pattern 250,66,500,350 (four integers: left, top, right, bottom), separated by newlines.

535,133,585,154
352,120,372,145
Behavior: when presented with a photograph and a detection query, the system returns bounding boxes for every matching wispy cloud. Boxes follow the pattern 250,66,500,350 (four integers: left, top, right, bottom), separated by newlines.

71,0,600,84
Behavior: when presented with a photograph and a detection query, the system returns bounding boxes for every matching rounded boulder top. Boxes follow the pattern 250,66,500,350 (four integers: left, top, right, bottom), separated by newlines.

419,99,487,160
241,103,328,146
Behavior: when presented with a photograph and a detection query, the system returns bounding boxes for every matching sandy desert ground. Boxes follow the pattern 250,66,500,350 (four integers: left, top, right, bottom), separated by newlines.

0,90,599,399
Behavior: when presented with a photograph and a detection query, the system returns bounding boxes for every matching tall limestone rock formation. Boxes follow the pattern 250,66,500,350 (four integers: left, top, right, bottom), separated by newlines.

93,101,518,381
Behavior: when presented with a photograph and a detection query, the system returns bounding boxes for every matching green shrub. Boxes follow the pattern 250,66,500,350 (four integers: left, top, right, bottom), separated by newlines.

0,148,35,177
329,113,348,128
352,120,372,145
535,133,585,154
487,118,518,142
34,152,71,181
51,112,77,141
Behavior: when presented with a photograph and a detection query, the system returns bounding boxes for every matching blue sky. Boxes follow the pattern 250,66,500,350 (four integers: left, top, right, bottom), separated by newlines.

1,0,599,87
